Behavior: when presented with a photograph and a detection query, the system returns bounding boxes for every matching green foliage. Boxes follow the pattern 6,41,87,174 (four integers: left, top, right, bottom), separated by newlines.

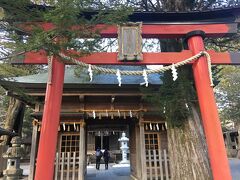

0,7,4,20
205,30,240,52
0,63,40,127
0,63,39,77
143,66,197,128
22,107,33,138
205,26,240,127
0,0,132,58
0,87,9,126
216,66,240,126
0,0,43,22
211,66,223,87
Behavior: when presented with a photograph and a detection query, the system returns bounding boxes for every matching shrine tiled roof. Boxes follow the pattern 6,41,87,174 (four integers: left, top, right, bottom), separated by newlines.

10,5,240,33
4,66,162,86
26,4,240,24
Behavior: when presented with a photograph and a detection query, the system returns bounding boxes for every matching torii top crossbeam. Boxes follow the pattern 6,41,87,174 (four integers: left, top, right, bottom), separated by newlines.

13,6,240,65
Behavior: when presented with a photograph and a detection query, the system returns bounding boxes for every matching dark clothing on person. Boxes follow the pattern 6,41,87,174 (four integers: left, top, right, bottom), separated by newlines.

96,156,101,170
103,150,110,170
95,149,102,170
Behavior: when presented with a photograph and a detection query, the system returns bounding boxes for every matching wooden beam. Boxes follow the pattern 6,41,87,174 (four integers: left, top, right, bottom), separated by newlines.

18,23,237,38
139,120,147,180
78,95,85,111
12,50,240,65
135,123,142,179
78,121,86,180
28,92,144,96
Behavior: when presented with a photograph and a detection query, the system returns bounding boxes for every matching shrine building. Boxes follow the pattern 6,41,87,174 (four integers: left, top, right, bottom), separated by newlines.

1,66,169,179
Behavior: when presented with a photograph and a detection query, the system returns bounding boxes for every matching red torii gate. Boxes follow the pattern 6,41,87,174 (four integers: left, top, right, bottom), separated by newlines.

14,10,240,180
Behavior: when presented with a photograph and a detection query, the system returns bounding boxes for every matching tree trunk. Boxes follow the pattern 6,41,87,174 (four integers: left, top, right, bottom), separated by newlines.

168,105,212,179
1,97,25,145
160,25,212,179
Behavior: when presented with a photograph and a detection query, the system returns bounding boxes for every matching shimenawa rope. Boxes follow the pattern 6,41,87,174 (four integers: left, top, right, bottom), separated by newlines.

49,51,214,87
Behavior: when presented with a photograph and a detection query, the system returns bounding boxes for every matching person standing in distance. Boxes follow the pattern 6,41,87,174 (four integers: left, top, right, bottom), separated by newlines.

103,149,110,170
95,148,102,170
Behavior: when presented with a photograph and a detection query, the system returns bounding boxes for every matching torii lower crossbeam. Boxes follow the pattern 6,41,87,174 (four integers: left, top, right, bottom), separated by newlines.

13,50,240,65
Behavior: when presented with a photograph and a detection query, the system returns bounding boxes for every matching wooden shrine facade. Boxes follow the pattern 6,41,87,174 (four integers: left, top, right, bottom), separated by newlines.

6,6,240,180
31,87,168,180
0,71,168,179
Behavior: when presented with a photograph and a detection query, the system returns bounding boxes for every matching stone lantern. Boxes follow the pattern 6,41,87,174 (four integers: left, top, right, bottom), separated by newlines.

3,136,24,180
118,132,129,164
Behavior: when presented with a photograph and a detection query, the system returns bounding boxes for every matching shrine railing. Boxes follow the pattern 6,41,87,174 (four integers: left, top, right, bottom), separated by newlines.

146,149,170,180
54,152,81,180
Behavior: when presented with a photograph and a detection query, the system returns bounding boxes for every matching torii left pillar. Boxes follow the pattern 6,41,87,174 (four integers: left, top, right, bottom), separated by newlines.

34,56,65,180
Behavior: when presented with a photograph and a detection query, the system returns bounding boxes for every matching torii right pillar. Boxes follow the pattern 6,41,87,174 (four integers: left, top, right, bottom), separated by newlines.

186,31,231,180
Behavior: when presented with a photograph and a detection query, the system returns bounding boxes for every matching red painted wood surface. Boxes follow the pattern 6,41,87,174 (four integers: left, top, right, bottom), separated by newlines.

14,50,238,65
17,23,236,38
34,56,65,180
188,35,232,180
